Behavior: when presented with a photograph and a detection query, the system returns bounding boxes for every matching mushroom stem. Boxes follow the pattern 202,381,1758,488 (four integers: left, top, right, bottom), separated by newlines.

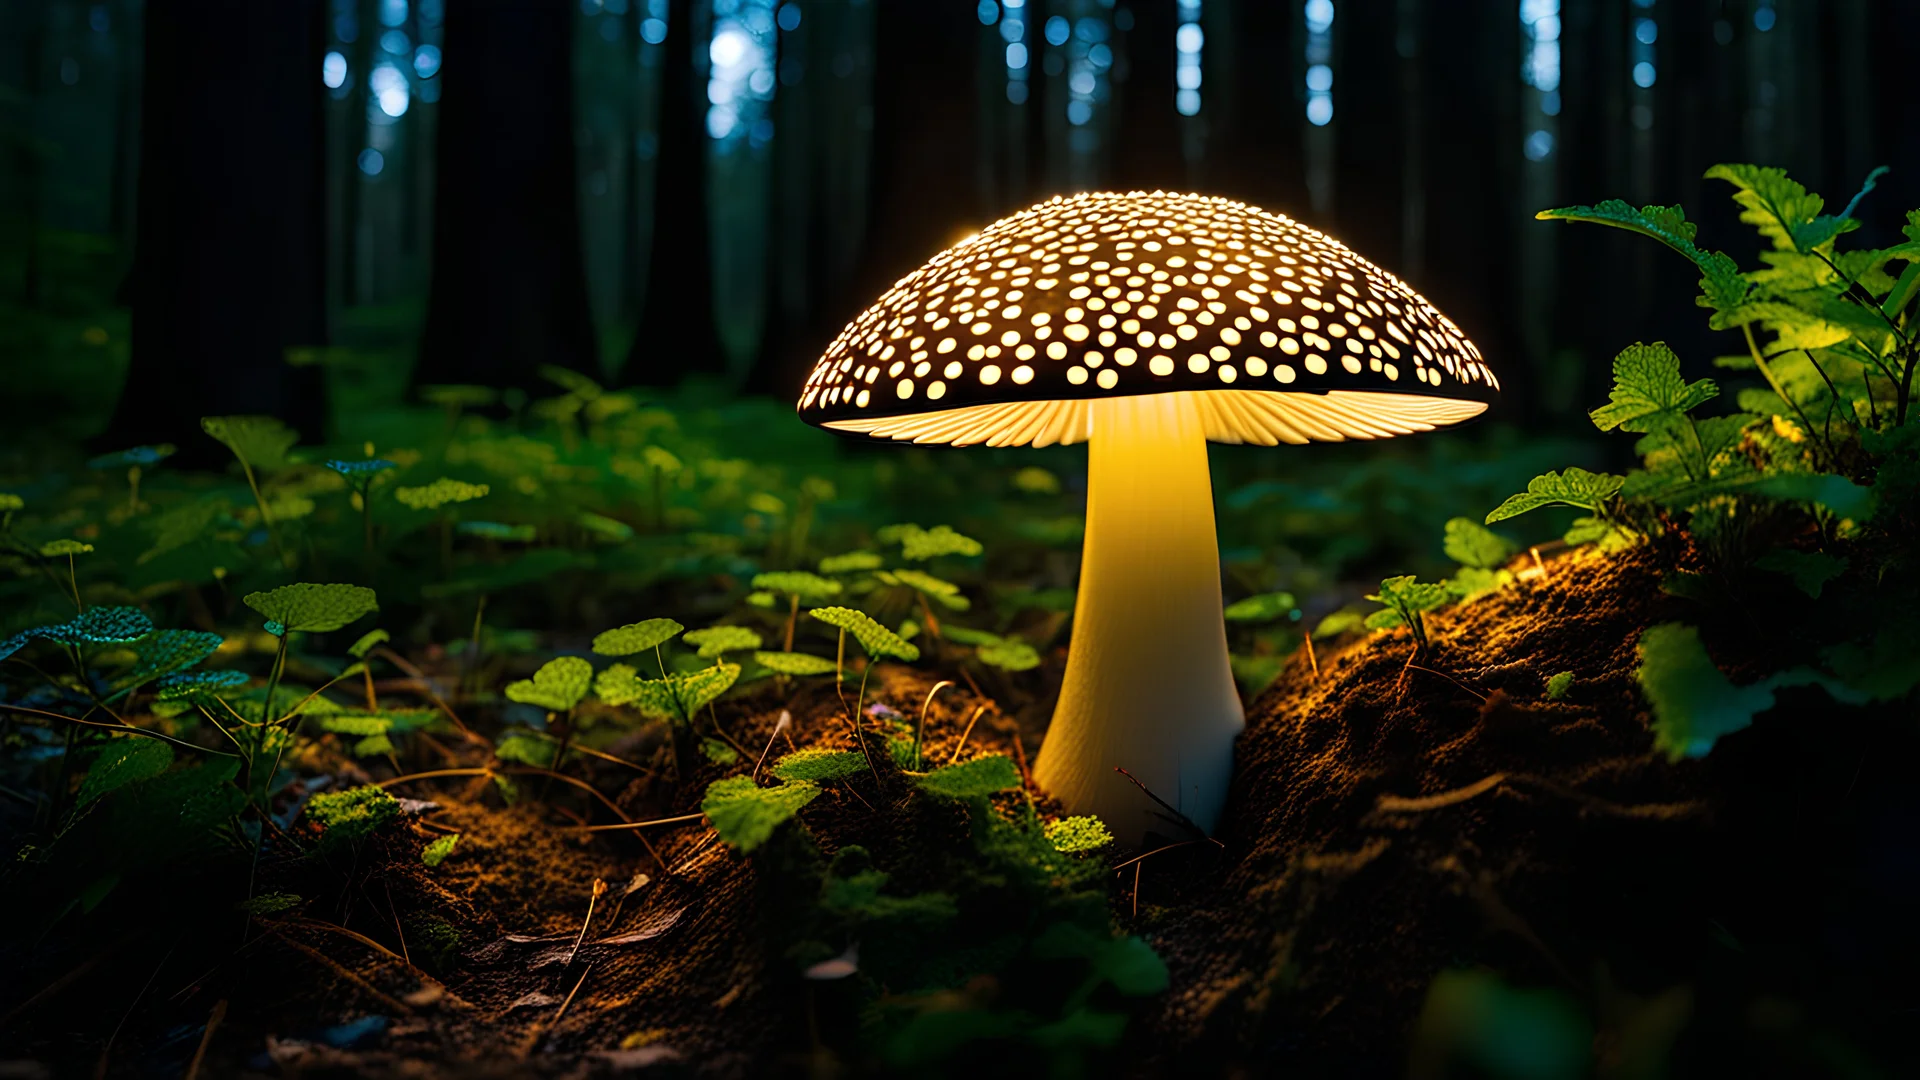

1035,392,1244,848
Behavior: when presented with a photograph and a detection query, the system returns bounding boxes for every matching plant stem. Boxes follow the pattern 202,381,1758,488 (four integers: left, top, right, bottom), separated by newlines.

66,552,81,612
238,459,290,569
1744,324,1831,465
784,594,798,652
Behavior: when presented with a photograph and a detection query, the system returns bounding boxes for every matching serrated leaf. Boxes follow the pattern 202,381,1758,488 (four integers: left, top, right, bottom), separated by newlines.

395,477,490,511
1536,200,1748,311
675,663,741,714
79,738,174,807
593,663,667,711
752,651,839,676
750,571,842,603
421,833,460,867
914,755,1021,798
243,583,378,635
1485,468,1627,523
592,618,684,657
810,607,921,661
1044,815,1113,853
1444,566,1505,603
976,639,1041,672
702,777,820,852
504,656,593,712
876,568,970,610
1442,517,1516,569
771,747,868,782
201,415,299,469
1589,343,1718,432
1223,592,1297,622
39,539,94,557
1364,608,1405,631
1369,575,1450,614
683,625,763,658
1706,163,1825,252
346,628,390,659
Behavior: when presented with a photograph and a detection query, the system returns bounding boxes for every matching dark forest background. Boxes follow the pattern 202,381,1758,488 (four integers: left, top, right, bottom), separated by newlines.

0,0,1915,450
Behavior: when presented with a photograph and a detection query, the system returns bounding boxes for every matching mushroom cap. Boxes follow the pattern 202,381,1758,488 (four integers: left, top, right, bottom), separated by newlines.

796,191,1498,448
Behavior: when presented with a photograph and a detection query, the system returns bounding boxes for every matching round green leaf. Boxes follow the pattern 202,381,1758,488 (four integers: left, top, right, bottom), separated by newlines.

243,583,379,634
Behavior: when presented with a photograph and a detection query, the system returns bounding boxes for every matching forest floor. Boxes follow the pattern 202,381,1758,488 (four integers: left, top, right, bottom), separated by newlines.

8,540,1910,1077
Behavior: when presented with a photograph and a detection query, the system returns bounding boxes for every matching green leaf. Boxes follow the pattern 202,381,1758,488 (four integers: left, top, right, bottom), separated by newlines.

1588,343,1718,432
118,630,224,688
38,539,94,557
1444,567,1505,603
771,747,868,782
1032,922,1170,997
750,571,842,603
1223,592,1298,622
702,776,820,852
1313,610,1366,640
593,663,667,712
346,628,390,659
1637,623,1860,761
1705,163,1826,252
493,732,555,767
38,606,155,648
239,892,304,916
155,669,249,702
939,625,1003,647
79,738,174,807
675,662,741,715
683,625,763,658
1044,815,1113,853
504,656,593,712
419,384,499,408
305,785,402,843
1485,468,1627,523
810,607,921,661
1369,575,1450,615
421,833,460,867
1754,550,1846,599
976,639,1041,672
577,511,633,542
395,477,490,511
592,618,684,657
201,415,298,469
0,493,23,511
1545,671,1574,700
1442,517,1516,569
898,524,984,560
317,713,393,737
914,755,1021,798
701,738,739,765
243,583,379,634
752,650,840,676
352,734,394,757
818,551,884,574
876,568,970,610
1535,201,1748,311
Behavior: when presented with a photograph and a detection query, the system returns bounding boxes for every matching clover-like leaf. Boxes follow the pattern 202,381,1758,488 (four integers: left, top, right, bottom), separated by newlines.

1588,343,1718,433
243,583,378,634
891,524,984,561
1485,468,1628,523
1044,815,1114,853
976,639,1041,672
771,747,868,783
39,539,94,557
395,477,490,511
702,776,820,852
202,415,299,469
809,607,920,662
592,618,684,657
876,569,970,611
913,754,1021,798
1442,518,1517,570
751,571,842,603
752,651,840,676
683,625,764,659
505,656,593,712
817,551,884,574
1223,592,1298,623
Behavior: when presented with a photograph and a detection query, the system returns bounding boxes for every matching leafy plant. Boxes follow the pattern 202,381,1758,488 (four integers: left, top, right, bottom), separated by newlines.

1365,575,1450,651
421,833,460,867
1044,815,1114,853
702,776,821,852
505,656,593,713
770,747,868,783
913,754,1021,799
1636,623,1859,761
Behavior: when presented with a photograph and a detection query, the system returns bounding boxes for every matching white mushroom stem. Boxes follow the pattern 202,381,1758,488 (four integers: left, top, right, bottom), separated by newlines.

1035,392,1245,848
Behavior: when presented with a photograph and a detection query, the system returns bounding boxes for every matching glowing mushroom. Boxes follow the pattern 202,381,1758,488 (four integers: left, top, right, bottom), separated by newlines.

795,192,1498,845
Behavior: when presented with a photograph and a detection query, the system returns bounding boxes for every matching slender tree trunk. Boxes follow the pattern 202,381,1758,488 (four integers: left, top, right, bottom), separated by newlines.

624,0,723,387
414,0,598,396
105,0,330,456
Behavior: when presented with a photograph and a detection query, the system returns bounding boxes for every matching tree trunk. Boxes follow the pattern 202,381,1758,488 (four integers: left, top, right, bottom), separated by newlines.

623,0,723,387
105,0,330,457
414,0,598,396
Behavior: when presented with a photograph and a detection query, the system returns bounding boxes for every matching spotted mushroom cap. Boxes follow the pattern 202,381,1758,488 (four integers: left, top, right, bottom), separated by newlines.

797,191,1498,448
